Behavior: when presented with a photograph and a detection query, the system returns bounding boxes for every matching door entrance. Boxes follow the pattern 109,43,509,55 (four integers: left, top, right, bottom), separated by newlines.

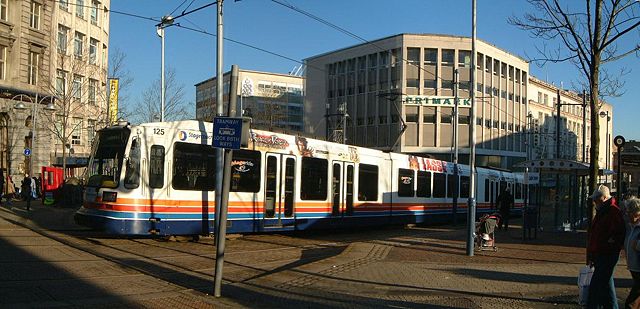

331,161,355,219
263,153,296,228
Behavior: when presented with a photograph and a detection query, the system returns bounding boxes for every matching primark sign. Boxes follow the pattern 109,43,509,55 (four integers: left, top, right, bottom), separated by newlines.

402,95,471,108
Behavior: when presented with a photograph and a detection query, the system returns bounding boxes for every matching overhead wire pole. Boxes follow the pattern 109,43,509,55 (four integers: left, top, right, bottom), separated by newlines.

452,69,459,225
214,0,224,241
466,0,477,256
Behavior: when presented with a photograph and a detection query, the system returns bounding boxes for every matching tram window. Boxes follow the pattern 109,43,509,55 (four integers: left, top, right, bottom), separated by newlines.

515,183,522,199
484,179,490,202
460,176,470,198
398,168,414,197
230,150,261,192
300,157,327,200
433,173,446,198
124,137,140,189
149,145,164,188
416,171,431,197
358,164,378,201
447,175,457,198
172,142,216,191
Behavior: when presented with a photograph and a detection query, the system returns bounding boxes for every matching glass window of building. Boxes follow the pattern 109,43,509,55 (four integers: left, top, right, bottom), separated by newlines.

424,48,437,64
30,1,41,29
0,0,7,21
91,0,99,25
89,78,97,105
423,108,436,124
0,45,5,80
76,0,84,18
72,75,82,98
441,107,452,124
58,25,69,52
441,49,454,66
56,70,66,95
71,118,82,145
89,38,98,64
406,48,420,88
458,50,471,68
74,32,84,58
27,51,39,85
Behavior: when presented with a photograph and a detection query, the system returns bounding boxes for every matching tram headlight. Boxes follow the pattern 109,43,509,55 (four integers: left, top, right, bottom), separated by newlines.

102,191,118,202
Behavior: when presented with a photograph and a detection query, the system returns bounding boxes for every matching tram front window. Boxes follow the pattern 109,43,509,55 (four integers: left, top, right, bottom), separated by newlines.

86,128,131,188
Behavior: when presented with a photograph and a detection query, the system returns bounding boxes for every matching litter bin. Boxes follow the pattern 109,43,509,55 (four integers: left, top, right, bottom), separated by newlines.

523,206,538,240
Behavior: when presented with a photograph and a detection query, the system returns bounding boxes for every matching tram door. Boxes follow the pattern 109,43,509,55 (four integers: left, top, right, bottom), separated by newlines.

490,180,498,210
331,161,355,219
263,153,296,228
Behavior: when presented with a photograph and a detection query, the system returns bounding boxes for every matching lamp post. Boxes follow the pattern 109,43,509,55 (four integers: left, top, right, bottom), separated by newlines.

13,94,56,210
599,110,611,186
156,15,174,122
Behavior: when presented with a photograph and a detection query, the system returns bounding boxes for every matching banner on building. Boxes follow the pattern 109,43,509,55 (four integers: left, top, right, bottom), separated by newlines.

108,78,119,124
403,95,471,108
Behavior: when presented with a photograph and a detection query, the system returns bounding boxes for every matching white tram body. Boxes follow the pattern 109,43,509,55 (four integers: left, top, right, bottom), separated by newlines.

75,120,524,235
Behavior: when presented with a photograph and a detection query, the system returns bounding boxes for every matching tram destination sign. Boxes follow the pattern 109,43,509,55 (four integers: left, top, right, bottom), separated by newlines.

213,117,250,149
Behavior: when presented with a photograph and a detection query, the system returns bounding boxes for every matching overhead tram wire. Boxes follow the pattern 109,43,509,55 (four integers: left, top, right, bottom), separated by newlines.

54,0,320,73
268,0,533,121
169,0,191,17
169,23,326,73
62,0,528,123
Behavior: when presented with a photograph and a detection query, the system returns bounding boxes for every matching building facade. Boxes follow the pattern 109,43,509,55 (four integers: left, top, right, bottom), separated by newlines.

196,69,304,133
0,0,110,185
305,33,529,169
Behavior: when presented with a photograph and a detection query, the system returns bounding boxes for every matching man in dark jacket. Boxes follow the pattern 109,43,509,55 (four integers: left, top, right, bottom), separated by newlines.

497,187,514,230
587,184,625,309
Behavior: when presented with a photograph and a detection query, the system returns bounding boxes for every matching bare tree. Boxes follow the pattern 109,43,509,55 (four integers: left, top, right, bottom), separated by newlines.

131,68,191,124
108,47,134,122
38,33,108,178
510,0,640,200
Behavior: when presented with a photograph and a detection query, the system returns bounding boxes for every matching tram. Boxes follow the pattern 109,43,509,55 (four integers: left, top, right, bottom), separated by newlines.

75,120,525,236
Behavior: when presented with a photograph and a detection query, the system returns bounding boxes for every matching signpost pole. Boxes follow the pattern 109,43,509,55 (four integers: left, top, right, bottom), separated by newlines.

213,148,232,297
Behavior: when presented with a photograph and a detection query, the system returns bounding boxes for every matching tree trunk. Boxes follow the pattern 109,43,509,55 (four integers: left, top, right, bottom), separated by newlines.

588,0,603,223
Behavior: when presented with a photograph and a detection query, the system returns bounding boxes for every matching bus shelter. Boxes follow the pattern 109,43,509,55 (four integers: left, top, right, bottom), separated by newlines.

515,159,590,232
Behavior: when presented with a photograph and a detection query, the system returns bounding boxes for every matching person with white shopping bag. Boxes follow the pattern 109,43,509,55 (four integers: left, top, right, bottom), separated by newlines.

587,185,625,309
624,198,640,309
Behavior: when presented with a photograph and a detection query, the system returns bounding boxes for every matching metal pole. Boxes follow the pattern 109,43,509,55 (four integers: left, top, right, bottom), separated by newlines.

213,148,232,297
214,0,224,240
555,89,561,230
453,69,459,225
582,91,586,163
466,0,477,256
617,145,622,201
605,116,613,185
343,104,347,144
27,94,37,211
160,27,165,122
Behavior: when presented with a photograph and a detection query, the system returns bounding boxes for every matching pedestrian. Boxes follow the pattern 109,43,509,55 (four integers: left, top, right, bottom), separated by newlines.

497,187,514,230
587,184,626,309
20,175,30,201
624,198,640,309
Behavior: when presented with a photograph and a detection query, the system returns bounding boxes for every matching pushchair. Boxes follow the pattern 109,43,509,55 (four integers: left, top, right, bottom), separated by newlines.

475,213,500,252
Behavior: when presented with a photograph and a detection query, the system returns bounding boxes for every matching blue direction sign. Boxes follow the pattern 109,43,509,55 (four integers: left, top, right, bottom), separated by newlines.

213,117,244,149
23,148,31,156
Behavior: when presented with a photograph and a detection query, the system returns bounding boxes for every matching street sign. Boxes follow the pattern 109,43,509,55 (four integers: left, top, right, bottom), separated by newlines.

213,117,250,149
23,148,31,156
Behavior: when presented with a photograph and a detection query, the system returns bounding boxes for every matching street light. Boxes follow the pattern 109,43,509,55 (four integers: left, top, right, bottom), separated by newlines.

13,94,56,210
599,110,611,186
156,15,174,122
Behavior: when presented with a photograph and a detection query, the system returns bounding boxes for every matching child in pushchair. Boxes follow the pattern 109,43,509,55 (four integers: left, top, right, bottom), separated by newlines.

475,213,501,251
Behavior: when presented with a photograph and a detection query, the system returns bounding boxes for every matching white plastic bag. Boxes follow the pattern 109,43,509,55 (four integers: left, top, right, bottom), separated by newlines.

578,265,594,305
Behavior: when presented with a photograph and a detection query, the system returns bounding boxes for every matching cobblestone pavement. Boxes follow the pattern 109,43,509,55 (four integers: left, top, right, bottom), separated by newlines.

0,201,632,308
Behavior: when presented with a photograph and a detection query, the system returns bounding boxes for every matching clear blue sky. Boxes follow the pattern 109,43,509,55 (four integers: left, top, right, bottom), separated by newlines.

109,0,640,140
